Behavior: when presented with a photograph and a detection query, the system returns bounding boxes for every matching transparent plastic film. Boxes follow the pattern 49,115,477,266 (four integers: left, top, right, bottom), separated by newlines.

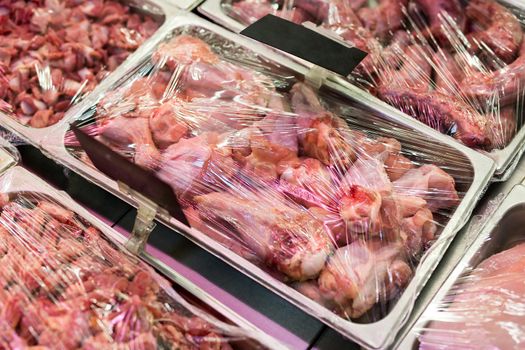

415,245,525,349
60,28,473,325
407,190,520,350
0,0,164,129
221,0,525,154
0,185,273,349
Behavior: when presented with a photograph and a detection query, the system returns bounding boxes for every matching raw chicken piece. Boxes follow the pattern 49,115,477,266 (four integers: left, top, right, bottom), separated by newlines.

352,132,415,182
231,0,276,24
432,50,464,96
291,83,355,167
238,95,300,181
318,2,374,51
489,105,517,148
339,155,391,234
357,30,411,76
419,243,525,349
343,154,393,194
357,0,407,41
462,40,525,107
156,132,238,197
290,0,368,23
393,164,459,212
188,97,266,131
151,35,273,107
466,0,523,64
400,207,437,256
378,87,492,149
413,0,466,45
149,101,189,148
338,185,383,235
280,158,335,208
194,190,333,281
318,241,412,318
244,128,300,180
381,44,432,91
96,78,157,120
151,35,219,68
99,115,161,170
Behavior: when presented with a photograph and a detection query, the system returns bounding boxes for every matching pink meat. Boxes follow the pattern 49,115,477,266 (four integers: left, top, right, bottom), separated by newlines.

466,0,523,64
413,0,466,44
0,195,236,349
420,243,525,349
99,115,161,170
0,0,160,128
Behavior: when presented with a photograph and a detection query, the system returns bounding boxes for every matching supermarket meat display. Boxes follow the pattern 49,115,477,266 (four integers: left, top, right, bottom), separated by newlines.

0,192,248,349
0,0,160,128
225,0,525,151
66,32,463,321
418,243,525,349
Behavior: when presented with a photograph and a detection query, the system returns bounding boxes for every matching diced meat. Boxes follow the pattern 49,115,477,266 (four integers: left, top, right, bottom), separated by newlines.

0,195,238,349
0,0,160,128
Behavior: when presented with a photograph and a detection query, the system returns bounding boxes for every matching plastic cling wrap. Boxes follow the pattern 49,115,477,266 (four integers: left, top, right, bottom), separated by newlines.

418,243,525,349
0,167,278,350
55,23,479,333
0,0,164,129
220,0,525,155
409,185,525,350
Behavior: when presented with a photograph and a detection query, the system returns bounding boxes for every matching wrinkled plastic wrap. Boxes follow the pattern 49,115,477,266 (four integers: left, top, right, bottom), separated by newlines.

417,245,525,349
221,0,525,154
56,24,479,330
0,0,163,129
410,186,525,350
0,167,279,350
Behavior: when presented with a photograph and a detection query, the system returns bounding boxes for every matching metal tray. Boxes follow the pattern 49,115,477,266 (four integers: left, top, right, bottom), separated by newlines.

39,13,495,350
0,0,178,148
396,182,525,349
0,165,286,350
159,0,205,10
198,0,525,181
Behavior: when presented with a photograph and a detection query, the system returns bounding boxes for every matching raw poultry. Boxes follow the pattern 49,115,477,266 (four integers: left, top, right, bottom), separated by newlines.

227,0,525,151
0,194,236,349
419,243,525,349
73,34,460,320
0,0,159,128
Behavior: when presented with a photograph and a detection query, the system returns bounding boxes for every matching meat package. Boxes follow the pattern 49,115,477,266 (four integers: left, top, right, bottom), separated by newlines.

199,0,525,178
40,15,494,349
0,0,165,132
397,183,525,350
0,163,285,350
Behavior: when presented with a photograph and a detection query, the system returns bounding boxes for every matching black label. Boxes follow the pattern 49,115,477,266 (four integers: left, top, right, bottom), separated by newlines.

241,14,368,76
71,123,189,227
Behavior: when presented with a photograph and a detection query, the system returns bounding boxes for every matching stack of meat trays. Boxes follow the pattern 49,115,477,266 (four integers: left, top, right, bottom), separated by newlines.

397,182,525,349
0,137,286,350
198,0,525,180
37,13,495,349
0,0,178,145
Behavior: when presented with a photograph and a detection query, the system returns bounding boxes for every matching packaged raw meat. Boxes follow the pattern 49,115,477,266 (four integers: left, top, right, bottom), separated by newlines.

0,0,164,130
0,164,286,350
42,16,494,349
418,243,525,349
200,0,525,178
398,184,525,350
